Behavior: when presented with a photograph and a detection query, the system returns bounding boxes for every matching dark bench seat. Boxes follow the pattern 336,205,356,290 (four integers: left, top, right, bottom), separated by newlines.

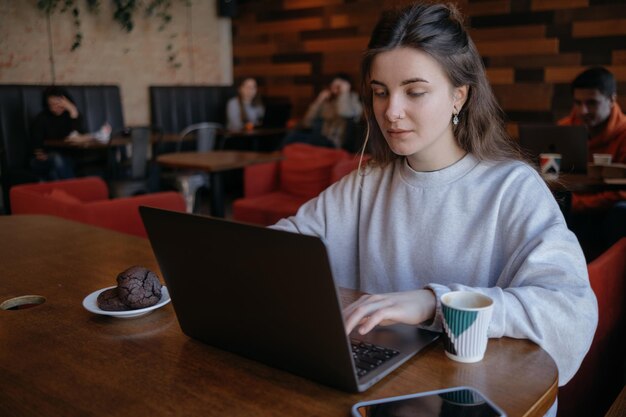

149,85,236,134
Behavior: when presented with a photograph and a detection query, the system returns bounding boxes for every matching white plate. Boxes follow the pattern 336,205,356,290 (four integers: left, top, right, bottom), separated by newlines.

82,286,171,319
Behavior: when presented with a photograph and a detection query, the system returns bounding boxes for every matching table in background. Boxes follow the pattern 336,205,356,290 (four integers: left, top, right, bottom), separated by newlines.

0,215,558,417
547,173,626,193
156,150,282,217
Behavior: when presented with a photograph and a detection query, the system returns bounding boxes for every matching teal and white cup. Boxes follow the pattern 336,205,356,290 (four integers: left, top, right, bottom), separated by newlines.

441,291,494,363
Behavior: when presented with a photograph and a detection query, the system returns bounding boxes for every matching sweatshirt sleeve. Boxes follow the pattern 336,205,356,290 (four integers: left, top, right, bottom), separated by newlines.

427,169,598,386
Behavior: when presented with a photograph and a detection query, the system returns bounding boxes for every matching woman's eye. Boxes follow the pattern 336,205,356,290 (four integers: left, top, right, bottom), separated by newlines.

407,91,425,98
373,90,387,98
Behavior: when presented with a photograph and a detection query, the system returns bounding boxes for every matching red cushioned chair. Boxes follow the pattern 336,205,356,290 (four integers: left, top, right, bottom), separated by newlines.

10,177,186,238
557,238,626,417
232,143,365,226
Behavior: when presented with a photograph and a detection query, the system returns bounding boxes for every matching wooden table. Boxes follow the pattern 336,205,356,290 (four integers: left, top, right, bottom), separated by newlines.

0,215,558,417
546,173,626,193
156,150,282,217
605,385,626,417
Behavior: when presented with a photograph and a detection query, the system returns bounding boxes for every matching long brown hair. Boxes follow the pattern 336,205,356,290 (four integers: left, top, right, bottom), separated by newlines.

361,2,523,166
237,77,262,126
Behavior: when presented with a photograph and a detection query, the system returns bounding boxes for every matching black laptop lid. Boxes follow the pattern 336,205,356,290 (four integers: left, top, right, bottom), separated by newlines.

139,207,359,391
518,125,589,174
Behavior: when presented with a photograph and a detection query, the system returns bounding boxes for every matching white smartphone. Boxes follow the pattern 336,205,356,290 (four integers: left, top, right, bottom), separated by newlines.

351,386,507,417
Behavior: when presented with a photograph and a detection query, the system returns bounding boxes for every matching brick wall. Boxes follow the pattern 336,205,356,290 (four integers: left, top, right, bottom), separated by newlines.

232,0,626,135
0,1,232,126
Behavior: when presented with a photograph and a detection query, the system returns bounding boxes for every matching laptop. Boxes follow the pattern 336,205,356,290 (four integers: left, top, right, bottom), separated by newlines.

518,125,589,174
139,206,439,392
262,100,291,128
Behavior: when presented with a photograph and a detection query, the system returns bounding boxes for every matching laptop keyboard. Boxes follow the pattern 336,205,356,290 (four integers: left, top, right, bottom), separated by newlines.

351,339,400,378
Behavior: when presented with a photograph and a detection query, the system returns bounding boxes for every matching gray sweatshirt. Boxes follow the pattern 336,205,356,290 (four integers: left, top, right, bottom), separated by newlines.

272,153,597,387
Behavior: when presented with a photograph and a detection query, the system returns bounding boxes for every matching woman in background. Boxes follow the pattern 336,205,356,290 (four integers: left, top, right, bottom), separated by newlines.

30,86,83,179
271,4,597,416
226,78,265,130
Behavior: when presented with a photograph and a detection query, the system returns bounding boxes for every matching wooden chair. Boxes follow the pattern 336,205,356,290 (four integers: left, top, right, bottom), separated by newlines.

557,238,626,417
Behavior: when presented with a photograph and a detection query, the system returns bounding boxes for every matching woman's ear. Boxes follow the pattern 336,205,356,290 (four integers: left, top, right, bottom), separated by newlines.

453,85,469,112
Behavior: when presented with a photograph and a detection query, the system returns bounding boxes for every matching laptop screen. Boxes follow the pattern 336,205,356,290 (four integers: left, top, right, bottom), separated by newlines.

518,125,589,174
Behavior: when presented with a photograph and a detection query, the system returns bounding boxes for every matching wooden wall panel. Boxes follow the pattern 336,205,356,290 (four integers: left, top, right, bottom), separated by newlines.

486,68,515,85
493,84,554,111
572,19,626,38
545,66,626,83
613,51,626,65
488,53,582,68
237,18,324,36
466,0,509,16
303,38,370,53
233,0,626,122
469,25,546,41
531,0,588,11
233,63,311,78
475,39,559,56
283,0,344,9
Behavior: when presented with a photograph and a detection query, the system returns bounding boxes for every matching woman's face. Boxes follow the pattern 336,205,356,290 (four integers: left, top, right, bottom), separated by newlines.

239,79,258,102
370,47,467,171
47,96,66,116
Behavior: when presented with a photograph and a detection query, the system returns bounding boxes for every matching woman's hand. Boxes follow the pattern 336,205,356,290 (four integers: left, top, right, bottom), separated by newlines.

315,89,331,103
343,289,437,335
59,96,79,118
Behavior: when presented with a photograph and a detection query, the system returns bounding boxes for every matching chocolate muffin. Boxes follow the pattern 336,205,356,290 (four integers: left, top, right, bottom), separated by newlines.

96,287,128,311
96,266,163,311
116,266,163,309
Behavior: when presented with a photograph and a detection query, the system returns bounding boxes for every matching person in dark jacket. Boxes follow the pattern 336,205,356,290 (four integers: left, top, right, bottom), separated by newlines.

30,86,84,180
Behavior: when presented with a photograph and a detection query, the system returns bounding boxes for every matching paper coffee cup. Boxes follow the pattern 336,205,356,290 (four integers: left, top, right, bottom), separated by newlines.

593,153,612,165
539,153,562,179
441,291,493,363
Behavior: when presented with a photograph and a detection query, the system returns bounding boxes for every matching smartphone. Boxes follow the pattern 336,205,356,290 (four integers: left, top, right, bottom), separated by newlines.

351,386,506,417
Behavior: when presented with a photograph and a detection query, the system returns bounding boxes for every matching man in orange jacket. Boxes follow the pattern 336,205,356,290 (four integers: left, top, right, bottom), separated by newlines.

559,67,626,258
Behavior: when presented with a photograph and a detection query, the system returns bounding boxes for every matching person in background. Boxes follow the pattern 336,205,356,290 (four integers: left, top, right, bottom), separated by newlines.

271,4,597,416
558,67,626,257
226,78,265,131
30,86,83,180
282,73,363,149
302,73,363,148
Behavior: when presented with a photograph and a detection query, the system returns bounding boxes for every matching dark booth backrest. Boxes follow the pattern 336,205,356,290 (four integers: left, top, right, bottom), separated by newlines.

150,86,237,134
0,84,125,171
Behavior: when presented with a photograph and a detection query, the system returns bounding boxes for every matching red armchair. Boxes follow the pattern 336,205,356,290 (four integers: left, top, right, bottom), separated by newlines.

10,177,186,238
557,238,626,417
232,143,365,226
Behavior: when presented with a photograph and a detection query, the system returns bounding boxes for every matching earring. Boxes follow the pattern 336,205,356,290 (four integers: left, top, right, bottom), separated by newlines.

452,112,459,126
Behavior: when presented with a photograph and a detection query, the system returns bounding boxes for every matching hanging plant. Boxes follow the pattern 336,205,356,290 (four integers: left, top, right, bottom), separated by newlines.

112,0,139,32
37,0,95,50
111,0,183,68
35,0,188,68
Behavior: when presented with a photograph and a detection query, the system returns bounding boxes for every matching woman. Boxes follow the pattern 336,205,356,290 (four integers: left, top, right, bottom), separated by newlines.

30,86,83,179
226,78,265,130
271,3,597,413
302,73,363,148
